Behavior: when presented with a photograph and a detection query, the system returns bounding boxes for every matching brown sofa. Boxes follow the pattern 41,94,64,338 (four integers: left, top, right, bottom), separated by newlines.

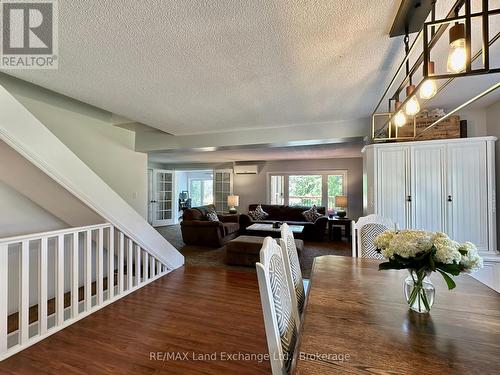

180,204,240,247
239,204,328,241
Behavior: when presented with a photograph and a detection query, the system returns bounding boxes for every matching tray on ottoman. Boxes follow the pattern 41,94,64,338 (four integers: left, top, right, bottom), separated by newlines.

225,235,304,267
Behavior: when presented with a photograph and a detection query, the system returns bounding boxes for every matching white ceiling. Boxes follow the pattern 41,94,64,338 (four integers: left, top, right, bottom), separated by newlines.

4,0,498,138
148,141,364,164
3,0,404,136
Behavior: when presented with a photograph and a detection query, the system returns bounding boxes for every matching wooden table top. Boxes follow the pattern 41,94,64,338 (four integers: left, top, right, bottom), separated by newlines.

293,256,500,375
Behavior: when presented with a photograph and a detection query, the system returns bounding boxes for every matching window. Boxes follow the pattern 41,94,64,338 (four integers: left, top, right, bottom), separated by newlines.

268,171,346,211
327,174,344,211
288,175,322,206
270,175,284,205
189,178,213,207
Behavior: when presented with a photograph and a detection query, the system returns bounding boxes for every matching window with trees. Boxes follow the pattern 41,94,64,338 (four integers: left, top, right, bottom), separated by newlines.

269,171,346,211
189,178,213,207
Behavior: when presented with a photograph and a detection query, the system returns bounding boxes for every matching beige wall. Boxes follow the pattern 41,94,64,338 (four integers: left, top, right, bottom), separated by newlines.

0,181,66,237
0,74,148,220
0,139,104,237
233,158,363,220
456,109,488,137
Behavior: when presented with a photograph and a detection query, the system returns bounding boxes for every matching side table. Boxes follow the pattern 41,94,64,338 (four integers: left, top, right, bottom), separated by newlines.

328,217,351,241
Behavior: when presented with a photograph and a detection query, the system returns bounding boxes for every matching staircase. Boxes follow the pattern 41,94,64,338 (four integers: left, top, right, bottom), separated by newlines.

0,84,184,361
0,223,169,360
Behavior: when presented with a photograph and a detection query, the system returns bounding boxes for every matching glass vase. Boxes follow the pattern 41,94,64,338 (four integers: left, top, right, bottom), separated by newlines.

403,270,435,313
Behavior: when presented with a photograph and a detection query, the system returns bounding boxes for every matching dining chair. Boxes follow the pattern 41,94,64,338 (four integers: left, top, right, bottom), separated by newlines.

351,214,397,259
256,236,300,375
279,223,306,317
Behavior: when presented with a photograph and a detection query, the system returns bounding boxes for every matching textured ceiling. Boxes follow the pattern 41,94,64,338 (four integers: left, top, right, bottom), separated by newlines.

3,0,403,136
148,141,364,164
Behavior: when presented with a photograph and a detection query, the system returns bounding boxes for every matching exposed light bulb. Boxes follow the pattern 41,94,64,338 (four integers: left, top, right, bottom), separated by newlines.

419,79,437,100
393,111,406,127
447,23,466,73
405,96,420,116
447,40,466,73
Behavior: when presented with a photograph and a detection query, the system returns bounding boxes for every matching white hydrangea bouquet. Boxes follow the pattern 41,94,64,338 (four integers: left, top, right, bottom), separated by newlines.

374,230,483,313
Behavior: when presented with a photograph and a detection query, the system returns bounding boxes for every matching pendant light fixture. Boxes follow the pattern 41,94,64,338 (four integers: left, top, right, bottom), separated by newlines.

447,22,466,73
419,61,437,99
393,100,406,127
402,32,419,117
405,84,420,116
372,0,500,142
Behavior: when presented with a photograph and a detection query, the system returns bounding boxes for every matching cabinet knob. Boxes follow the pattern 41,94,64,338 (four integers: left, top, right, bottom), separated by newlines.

407,195,412,202
447,195,453,202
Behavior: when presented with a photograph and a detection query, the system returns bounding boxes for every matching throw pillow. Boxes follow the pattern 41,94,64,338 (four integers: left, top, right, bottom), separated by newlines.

206,208,219,222
302,205,322,222
248,204,269,220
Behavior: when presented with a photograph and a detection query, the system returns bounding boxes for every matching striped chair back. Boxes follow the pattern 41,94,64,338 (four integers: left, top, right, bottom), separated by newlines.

279,223,305,317
256,237,300,375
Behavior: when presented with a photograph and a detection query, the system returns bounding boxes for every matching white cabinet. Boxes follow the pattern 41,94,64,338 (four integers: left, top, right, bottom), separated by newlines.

446,142,489,251
411,144,446,233
363,137,497,254
377,146,410,229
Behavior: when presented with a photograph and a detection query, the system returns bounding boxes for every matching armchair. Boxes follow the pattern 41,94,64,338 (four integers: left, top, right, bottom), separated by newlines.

180,204,240,247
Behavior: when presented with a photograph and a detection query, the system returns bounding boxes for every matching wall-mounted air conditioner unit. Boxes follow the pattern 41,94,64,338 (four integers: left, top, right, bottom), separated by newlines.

233,165,258,175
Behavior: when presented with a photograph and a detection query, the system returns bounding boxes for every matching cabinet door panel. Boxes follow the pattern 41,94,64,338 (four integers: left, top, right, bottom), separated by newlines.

411,145,445,232
447,142,488,250
377,147,409,228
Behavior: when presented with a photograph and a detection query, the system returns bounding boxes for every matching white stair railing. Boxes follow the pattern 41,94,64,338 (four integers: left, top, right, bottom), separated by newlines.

0,223,170,361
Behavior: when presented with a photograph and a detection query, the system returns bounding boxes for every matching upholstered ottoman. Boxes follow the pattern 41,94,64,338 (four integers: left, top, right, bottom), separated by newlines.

225,235,304,267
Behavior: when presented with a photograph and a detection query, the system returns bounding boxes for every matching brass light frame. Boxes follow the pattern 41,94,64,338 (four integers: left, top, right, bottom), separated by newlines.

372,0,500,142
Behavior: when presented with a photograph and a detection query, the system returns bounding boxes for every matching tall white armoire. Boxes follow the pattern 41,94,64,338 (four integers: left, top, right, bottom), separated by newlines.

363,137,499,290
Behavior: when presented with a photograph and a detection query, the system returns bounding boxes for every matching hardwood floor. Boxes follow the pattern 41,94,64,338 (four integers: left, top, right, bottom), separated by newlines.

0,265,271,375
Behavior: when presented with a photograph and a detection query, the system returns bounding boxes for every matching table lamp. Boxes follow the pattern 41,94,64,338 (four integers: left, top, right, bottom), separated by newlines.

227,195,239,214
335,195,348,218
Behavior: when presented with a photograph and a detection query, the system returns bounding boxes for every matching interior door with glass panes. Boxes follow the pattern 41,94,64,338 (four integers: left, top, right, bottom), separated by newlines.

152,169,175,226
214,169,233,212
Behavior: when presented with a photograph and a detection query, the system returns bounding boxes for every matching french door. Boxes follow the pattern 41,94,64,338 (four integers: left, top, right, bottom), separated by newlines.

214,169,233,212
151,169,175,226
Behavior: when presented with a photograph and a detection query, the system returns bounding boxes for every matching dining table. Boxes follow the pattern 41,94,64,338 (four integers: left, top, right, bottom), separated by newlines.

292,255,500,374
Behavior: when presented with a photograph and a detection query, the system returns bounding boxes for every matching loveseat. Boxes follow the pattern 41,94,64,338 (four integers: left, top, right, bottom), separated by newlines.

239,204,328,241
181,205,240,247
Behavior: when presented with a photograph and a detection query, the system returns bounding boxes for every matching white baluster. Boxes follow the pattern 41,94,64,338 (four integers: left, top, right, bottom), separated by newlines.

0,243,8,353
144,251,149,280
20,241,30,344
150,255,156,278
56,235,65,326
39,238,48,335
71,233,79,318
108,227,115,300
0,223,171,361
135,244,141,286
97,228,104,305
85,230,92,311
118,232,124,294
127,238,133,289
